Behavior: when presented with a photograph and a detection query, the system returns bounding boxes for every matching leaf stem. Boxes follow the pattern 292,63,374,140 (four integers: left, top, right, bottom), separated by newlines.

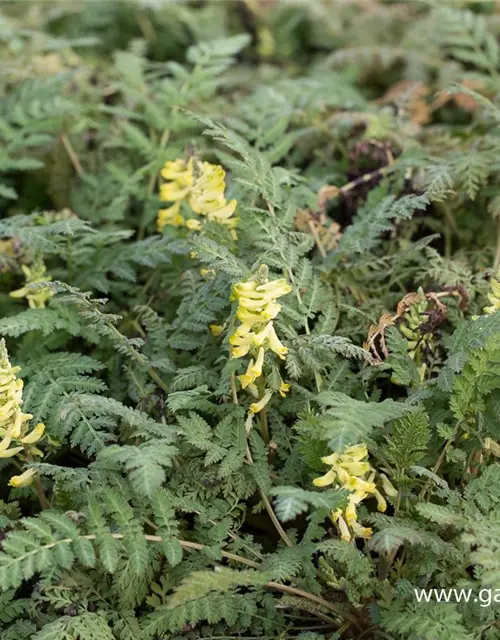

245,444,293,548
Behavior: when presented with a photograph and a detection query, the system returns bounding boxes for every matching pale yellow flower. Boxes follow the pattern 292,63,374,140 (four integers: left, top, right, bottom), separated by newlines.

157,157,238,234
209,324,224,337
484,278,500,315
379,473,398,497
239,348,265,389
230,268,291,423
186,219,202,231
10,262,54,309
0,341,45,488
249,390,273,414
313,443,390,541
157,202,184,232
9,468,37,488
21,422,45,445
279,382,290,397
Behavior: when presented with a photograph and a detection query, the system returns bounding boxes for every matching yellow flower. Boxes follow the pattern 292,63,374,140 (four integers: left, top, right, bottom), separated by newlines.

21,422,45,445
238,347,265,389
10,262,54,309
9,468,37,488
279,382,290,397
0,341,45,482
186,219,202,231
313,469,337,487
230,273,291,363
200,268,216,279
379,473,398,497
249,390,273,414
0,340,31,437
209,324,224,337
157,157,238,234
157,202,184,232
266,322,288,359
0,436,23,458
161,159,193,185
313,443,389,541
484,278,500,315
230,268,291,426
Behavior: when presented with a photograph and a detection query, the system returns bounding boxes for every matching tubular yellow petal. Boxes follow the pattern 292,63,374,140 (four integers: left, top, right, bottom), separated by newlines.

345,498,358,524
9,287,29,299
209,324,224,337
250,347,265,378
186,219,202,231
330,508,342,521
252,323,271,346
351,521,372,539
229,332,253,346
237,297,267,311
21,423,45,445
160,183,190,202
261,302,281,321
255,279,292,298
313,469,336,487
490,279,500,298
239,358,255,389
0,400,14,420
232,345,251,358
373,489,387,512
157,202,183,232
9,410,23,438
232,281,259,297
337,515,351,542
321,452,340,465
236,307,264,327
249,390,273,414
266,323,288,359
344,444,368,461
341,461,371,476
0,434,12,452
379,473,398,497
0,446,24,458
344,476,376,494
279,382,290,397
207,199,237,221
9,468,37,488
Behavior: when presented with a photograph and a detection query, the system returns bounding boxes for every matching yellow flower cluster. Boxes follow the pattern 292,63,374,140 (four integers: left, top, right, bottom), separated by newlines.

10,261,54,309
483,277,500,315
313,444,395,542
230,273,290,385
157,157,238,236
0,340,45,488
229,268,291,428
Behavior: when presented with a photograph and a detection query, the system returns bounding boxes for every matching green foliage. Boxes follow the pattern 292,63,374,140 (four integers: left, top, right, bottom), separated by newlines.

2,1,500,639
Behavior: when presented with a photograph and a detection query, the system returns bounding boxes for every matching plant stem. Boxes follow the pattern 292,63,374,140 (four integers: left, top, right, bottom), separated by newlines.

231,372,239,405
232,359,292,548
15,529,359,629
88,533,358,627
33,476,51,510
61,134,85,177
494,219,500,270
245,444,293,548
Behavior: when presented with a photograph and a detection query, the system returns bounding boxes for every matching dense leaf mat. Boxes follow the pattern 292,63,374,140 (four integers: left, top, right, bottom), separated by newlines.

2,1,500,638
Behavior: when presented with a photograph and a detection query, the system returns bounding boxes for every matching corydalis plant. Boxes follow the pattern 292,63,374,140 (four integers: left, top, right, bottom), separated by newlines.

157,157,238,235
230,265,291,431
0,340,45,488
313,444,394,541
